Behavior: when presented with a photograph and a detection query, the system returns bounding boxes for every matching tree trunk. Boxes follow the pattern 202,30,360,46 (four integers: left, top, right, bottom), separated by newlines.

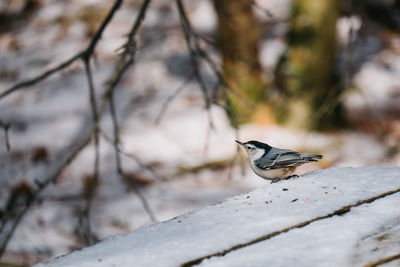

275,0,345,130
214,0,267,125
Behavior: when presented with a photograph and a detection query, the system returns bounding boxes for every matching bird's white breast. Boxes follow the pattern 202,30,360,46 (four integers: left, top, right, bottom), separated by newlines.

250,161,294,180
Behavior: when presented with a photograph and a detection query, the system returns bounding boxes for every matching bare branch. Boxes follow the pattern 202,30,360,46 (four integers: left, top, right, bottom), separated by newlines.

101,126,158,223
0,0,151,256
175,1,245,129
83,69,100,205
251,0,274,18
154,71,194,124
109,93,123,175
100,130,167,182
0,120,10,151
77,174,100,246
107,45,159,223
82,57,101,245
83,59,100,180
364,253,400,267
84,0,124,56
102,0,157,223
0,182,33,256
0,0,123,100
251,0,289,24
176,0,210,109
0,53,82,100
131,185,157,222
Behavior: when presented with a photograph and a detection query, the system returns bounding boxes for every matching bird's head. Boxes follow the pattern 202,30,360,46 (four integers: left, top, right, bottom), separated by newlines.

235,140,271,160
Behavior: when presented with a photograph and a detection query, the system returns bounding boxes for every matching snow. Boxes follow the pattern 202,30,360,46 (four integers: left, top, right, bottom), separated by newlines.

2,0,400,264
190,0,217,33
260,39,286,69
33,167,400,267
201,193,400,267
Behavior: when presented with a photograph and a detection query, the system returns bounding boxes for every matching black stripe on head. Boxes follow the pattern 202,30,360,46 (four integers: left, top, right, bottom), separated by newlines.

245,141,272,152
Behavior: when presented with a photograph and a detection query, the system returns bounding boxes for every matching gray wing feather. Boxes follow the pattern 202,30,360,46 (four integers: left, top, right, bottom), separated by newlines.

255,148,304,169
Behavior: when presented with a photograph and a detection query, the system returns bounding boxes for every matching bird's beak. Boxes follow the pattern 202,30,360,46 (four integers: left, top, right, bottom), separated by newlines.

235,140,244,146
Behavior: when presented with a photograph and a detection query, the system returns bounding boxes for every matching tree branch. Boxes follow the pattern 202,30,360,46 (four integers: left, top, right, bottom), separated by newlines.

176,0,210,109
81,57,100,246
100,130,167,182
174,0,244,128
0,53,82,100
109,93,123,175
154,70,194,124
0,0,151,256
83,59,100,181
0,120,10,151
0,0,123,100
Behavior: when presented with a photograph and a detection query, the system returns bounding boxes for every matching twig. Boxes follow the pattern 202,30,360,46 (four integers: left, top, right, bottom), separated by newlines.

195,46,253,113
176,0,218,132
77,173,100,246
0,0,149,256
0,182,33,256
176,0,246,128
178,25,249,126
104,0,157,223
0,120,10,151
77,204,98,246
109,93,123,175
0,54,81,100
251,0,289,24
70,0,125,245
83,58,100,181
195,33,218,48
123,0,151,52
188,23,257,123
176,0,210,109
84,0,123,56
363,253,400,267
0,0,123,100
82,57,100,245
107,72,158,223
119,147,166,181
154,71,194,124
251,0,274,18
131,185,157,222
102,109,158,223
99,0,156,224
100,130,167,181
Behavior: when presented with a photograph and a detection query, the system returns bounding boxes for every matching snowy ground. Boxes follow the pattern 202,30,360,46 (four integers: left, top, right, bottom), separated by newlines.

33,167,400,267
1,0,400,265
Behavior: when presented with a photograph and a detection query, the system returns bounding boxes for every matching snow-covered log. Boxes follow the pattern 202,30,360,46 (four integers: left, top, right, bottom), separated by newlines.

34,167,400,267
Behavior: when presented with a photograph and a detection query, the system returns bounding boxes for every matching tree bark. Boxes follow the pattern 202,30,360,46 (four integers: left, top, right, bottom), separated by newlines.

214,0,267,125
275,0,345,130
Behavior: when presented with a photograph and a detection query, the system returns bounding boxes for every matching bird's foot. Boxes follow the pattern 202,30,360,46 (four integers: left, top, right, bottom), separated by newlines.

271,175,299,183
270,178,282,184
286,174,299,180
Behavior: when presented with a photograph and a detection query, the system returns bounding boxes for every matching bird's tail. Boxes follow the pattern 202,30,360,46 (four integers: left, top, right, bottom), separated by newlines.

301,154,323,162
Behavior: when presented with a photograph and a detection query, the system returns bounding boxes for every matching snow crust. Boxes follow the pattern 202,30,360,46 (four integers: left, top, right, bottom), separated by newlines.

34,167,400,267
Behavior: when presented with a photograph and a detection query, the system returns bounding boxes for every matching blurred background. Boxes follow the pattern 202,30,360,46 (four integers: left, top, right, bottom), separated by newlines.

0,0,400,265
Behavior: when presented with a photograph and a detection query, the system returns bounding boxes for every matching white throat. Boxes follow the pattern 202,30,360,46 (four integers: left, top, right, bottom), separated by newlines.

247,148,265,161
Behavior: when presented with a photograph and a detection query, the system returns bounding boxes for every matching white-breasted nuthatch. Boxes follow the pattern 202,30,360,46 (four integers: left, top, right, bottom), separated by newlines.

236,140,322,183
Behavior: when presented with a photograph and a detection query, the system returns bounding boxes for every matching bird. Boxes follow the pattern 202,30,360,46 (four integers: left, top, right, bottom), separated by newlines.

235,140,323,183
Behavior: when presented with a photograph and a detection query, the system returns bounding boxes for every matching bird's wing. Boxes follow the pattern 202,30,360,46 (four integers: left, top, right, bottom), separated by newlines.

255,148,304,169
